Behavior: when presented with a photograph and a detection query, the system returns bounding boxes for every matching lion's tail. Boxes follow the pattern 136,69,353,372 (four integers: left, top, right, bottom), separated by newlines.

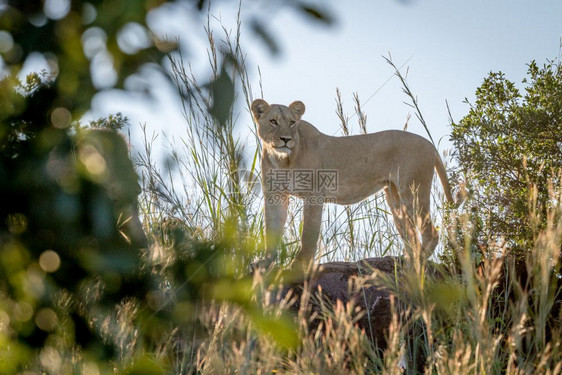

434,150,456,205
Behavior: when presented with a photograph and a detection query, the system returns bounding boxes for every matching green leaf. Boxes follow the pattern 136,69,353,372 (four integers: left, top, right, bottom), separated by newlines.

209,66,235,127
297,3,334,25
250,20,280,56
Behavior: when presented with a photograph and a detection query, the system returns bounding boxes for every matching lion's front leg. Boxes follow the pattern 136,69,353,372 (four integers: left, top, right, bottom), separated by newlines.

293,202,324,269
262,193,289,268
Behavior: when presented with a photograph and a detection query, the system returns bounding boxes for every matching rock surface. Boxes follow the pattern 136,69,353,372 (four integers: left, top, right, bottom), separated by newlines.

283,256,401,350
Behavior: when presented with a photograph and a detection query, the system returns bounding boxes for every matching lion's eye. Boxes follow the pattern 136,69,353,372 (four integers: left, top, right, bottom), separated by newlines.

269,119,278,126
289,120,296,127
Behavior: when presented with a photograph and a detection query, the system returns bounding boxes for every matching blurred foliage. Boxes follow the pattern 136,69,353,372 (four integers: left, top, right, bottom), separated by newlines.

0,0,333,116
1,0,173,116
0,73,297,373
0,0,332,372
451,59,562,258
0,75,151,373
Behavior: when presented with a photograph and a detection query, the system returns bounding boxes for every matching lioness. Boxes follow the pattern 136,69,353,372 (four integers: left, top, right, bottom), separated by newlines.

252,99,454,269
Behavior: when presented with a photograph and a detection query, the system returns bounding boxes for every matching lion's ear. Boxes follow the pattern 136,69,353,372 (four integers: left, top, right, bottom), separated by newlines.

289,101,305,119
251,99,270,120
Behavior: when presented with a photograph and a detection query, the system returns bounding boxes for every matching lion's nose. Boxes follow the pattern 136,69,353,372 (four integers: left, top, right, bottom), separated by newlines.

280,137,292,144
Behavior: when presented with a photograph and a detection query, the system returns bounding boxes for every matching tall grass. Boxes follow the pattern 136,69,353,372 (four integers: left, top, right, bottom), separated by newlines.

329,88,401,262
133,10,562,374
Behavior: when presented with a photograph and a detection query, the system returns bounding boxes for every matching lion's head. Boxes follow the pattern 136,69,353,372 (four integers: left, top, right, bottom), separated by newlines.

251,99,305,158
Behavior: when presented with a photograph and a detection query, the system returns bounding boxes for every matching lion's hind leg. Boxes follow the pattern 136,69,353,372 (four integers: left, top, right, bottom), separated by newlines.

384,181,438,261
416,180,439,260
419,213,439,260
384,183,420,258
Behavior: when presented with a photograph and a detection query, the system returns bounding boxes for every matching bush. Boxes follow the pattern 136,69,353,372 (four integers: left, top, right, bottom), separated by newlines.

451,59,562,258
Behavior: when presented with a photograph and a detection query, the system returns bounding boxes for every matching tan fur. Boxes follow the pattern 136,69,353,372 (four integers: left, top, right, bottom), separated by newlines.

251,99,454,268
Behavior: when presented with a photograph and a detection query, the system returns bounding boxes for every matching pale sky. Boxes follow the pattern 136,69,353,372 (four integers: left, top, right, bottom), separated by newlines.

92,0,562,162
